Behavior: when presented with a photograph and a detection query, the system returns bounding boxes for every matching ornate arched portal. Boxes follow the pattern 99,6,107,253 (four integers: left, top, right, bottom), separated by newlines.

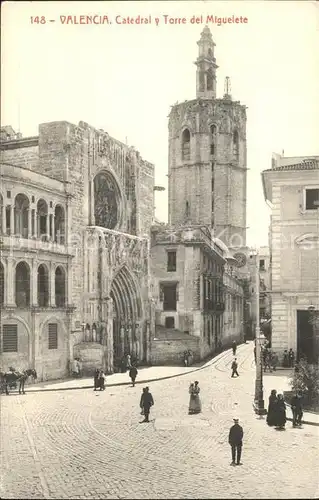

110,266,142,366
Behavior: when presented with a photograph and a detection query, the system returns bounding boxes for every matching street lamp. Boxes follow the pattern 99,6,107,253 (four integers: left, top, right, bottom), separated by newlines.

253,254,267,415
253,330,267,415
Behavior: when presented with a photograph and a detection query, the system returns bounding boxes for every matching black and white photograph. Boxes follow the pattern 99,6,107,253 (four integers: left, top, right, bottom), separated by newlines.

1,1,318,498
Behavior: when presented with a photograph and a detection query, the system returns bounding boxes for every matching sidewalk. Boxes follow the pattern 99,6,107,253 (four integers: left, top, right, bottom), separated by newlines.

263,372,319,427
26,347,231,393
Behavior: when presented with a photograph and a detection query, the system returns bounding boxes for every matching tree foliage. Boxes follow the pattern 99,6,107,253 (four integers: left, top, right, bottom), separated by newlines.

290,359,319,401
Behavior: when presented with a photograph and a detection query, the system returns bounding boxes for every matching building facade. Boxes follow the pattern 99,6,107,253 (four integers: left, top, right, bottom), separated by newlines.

0,121,155,379
262,154,319,363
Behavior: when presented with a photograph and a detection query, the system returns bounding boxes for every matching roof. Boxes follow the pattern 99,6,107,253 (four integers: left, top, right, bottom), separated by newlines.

263,160,319,173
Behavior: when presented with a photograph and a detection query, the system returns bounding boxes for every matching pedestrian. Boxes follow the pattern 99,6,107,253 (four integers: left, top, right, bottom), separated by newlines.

76,358,82,378
291,392,303,427
266,389,278,426
283,350,289,368
271,352,278,371
99,370,106,391
228,418,244,466
94,369,101,391
140,387,146,415
140,386,154,423
72,358,80,378
126,354,132,370
232,340,237,356
274,394,287,430
288,348,295,368
183,350,189,367
188,380,202,415
129,365,138,387
231,358,239,378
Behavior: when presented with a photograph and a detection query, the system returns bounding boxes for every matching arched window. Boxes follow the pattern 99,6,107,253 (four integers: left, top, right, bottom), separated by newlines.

0,261,4,305
206,69,214,91
15,261,30,307
37,264,49,307
14,194,29,238
94,173,119,230
233,130,239,159
54,205,65,244
208,48,212,58
182,129,190,160
210,125,217,156
37,199,48,239
55,266,66,307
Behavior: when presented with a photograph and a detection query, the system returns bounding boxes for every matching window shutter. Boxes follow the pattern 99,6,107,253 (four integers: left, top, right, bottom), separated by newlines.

48,323,58,350
2,325,18,352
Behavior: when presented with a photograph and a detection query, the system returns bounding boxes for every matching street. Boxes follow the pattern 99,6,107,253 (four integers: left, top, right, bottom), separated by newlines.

1,343,318,499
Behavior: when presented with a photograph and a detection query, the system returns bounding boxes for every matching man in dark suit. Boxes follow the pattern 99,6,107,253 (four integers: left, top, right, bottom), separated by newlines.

140,386,154,423
229,418,244,465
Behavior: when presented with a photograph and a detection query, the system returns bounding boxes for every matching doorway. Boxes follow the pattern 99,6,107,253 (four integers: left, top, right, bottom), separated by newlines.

297,310,319,363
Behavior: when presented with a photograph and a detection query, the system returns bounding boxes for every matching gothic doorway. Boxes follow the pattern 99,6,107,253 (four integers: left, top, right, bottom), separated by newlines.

110,266,142,369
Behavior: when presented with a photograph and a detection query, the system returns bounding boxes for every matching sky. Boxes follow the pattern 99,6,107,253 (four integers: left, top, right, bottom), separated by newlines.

2,1,319,247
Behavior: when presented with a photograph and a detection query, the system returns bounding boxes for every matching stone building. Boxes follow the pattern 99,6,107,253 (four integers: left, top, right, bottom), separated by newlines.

150,26,246,364
0,121,155,380
258,246,271,321
262,154,319,363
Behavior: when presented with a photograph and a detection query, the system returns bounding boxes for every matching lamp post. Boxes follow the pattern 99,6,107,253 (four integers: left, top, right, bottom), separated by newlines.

253,255,267,415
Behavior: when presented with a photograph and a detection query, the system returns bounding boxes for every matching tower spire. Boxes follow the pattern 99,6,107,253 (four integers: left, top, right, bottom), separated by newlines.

194,26,218,99
223,76,232,100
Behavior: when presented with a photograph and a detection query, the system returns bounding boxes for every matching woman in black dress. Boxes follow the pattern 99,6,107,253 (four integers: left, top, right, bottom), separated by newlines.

275,393,287,429
266,389,277,426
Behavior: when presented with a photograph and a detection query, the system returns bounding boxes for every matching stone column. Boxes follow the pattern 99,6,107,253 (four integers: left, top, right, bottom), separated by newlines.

6,257,15,306
51,213,55,241
50,263,55,306
120,325,125,355
28,209,32,238
1,205,6,234
10,205,14,235
46,214,49,240
31,258,38,306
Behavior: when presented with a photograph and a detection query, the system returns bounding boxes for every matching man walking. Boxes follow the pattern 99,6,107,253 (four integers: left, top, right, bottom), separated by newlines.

129,365,138,387
291,392,303,427
140,386,154,423
229,418,244,466
232,340,237,356
231,358,239,377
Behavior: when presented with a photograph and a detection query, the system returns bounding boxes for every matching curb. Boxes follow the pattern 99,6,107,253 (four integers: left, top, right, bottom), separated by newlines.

23,348,233,394
284,402,319,427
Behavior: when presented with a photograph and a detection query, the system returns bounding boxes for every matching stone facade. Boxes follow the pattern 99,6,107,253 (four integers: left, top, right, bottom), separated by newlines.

168,27,247,248
262,154,319,363
258,246,271,320
0,121,155,380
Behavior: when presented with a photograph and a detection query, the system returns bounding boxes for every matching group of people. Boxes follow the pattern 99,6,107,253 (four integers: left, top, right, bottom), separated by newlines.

267,389,303,429
94,369,107,391
188,381,201,414
183,350,194,367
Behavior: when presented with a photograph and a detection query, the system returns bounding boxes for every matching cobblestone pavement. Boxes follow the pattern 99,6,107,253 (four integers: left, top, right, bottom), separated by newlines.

1,344,318,499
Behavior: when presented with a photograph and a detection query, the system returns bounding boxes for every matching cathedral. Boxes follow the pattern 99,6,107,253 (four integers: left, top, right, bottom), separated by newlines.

0,27,254,380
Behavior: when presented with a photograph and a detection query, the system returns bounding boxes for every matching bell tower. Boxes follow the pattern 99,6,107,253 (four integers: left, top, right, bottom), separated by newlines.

195,25,218,100
168,27,247,247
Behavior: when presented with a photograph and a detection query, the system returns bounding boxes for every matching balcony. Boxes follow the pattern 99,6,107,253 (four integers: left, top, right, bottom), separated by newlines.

1,234,73,256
